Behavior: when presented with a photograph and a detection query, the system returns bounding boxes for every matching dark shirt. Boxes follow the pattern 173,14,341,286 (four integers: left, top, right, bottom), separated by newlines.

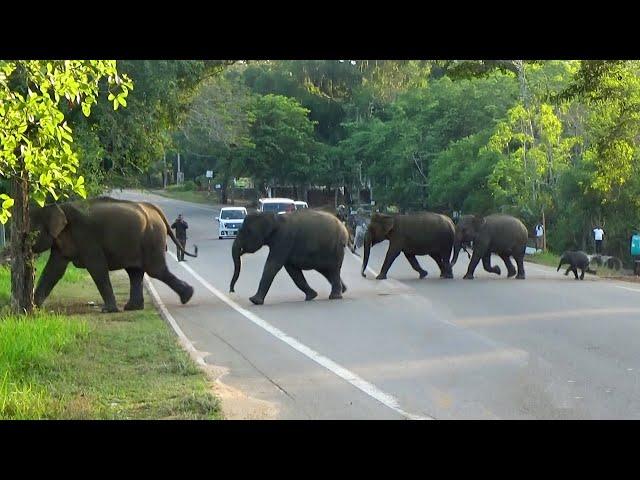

171,219,188,239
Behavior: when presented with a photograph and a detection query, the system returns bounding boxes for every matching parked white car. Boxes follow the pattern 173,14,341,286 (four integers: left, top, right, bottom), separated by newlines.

294,201,309,210
258,198,296,214
216,207,247,239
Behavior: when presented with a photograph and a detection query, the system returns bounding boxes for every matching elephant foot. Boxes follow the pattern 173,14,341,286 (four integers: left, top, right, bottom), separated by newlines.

493,266,501,275
305,290,318,301
124,301,144,311
419,270,428,279
101,304,119,313
375,274,387,280
249,295,264,305
507,269,517,278
329,292,343,300
515,274,526,280
180,285,194,305
463,273,474,280
442,272,454,279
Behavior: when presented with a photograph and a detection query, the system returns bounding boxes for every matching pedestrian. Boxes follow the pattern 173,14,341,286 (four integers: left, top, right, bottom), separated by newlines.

171,213,189,261
534,221,544,251
350,213,369,256
593,225,605,254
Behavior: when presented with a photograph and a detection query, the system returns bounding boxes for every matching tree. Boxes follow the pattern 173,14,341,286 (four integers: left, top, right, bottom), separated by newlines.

0,60,131,313
177,70,253,203
245,94,323,197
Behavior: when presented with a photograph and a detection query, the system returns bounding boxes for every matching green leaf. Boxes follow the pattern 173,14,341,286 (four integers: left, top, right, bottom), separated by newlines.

1,197,14,209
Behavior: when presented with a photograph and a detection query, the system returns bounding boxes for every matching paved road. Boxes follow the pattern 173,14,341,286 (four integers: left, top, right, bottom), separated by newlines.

113,190,640,419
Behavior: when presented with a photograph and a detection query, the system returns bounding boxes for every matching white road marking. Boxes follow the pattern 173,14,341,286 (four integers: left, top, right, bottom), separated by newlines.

144,277,207,368
164,251,433,420
614,285,640,293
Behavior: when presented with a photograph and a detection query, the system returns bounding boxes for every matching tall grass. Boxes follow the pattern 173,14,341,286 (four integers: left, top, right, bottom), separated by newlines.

0,313,88,419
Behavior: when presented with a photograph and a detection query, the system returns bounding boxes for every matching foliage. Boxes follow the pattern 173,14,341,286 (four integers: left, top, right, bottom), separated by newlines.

0,60,132,222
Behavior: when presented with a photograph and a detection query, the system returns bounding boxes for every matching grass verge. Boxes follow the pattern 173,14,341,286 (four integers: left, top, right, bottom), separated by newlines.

0,251,222,419
152,188,252,208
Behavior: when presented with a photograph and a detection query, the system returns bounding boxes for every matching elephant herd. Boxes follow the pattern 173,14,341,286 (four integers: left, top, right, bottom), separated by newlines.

29,196,540,311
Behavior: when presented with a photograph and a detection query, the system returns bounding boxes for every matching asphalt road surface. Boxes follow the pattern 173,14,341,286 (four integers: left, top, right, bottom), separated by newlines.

112,190,640,419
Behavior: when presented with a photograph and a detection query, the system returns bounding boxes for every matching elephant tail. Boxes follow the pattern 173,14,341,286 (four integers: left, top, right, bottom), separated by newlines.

145,202,199,258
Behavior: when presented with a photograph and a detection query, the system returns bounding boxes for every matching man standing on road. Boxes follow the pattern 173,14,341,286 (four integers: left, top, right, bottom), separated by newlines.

593,225,605,254
534,221,544,251
171,214,189,262
350,212,369,256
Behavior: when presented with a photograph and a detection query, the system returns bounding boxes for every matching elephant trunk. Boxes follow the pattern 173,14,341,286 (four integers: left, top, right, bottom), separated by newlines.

451,235,462,266
557,257,565,272
361,230,372,277
230,241,243,292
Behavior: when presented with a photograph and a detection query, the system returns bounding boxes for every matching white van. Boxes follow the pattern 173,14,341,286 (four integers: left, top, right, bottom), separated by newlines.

294,201,309,210
216,207,248,239
258,198,296,214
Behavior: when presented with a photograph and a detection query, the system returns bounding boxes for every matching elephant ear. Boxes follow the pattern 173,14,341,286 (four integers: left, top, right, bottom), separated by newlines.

258,213,279,242
377,213,395,237
46,205,68,239
471,215,486,231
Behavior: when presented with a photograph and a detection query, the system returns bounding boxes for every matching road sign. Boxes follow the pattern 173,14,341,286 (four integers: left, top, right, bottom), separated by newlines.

206,170,213,178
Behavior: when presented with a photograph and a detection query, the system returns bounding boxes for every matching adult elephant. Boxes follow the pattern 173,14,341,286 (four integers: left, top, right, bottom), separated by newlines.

361,212,455,280
230,210,348,305
451,214,527,280
30,197,198,312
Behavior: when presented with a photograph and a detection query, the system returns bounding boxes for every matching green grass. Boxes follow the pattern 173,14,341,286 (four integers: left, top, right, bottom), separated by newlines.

153,188,252,207
0,251,223,419
524,250,561,268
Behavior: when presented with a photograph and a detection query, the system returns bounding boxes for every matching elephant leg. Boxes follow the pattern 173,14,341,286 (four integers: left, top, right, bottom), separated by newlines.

124,267,145,310
85,260,118,313
148,266,194,305
464,250,482,279
439,253,454,279
499,254,517,278
482,252,501,275
514,251,526,279
573,266,580,280
318,268,344,300
377,245,402,280
564,266,571,276
405,253,428,279
285,264,317,301
250,255,284,305
580,268,585,280
34,251,70,307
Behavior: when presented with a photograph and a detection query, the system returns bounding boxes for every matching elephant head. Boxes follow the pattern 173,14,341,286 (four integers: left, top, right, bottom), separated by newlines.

29,204,68,253
361,213,394,277
230,213,279,292
451,214,485,266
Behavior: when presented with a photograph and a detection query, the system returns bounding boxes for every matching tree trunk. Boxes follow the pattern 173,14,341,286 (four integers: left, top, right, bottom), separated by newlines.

10,170,35,314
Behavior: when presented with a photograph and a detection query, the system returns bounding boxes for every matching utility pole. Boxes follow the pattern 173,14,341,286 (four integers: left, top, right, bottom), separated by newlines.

0,222,5,250
177,152,181,185
542,209,547,252
163,152,167,188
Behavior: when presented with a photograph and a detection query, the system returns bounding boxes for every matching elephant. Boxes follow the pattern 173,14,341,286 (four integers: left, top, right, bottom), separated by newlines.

30,196,198,312
361,212,455,280
230,210,349,305
557,250,596,280
451,214,528,280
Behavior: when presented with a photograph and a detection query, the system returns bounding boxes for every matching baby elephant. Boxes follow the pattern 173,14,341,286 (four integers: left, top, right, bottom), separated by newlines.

557,251,596,280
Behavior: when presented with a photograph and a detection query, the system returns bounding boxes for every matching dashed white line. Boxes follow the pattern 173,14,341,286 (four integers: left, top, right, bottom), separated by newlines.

163,250,433,420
